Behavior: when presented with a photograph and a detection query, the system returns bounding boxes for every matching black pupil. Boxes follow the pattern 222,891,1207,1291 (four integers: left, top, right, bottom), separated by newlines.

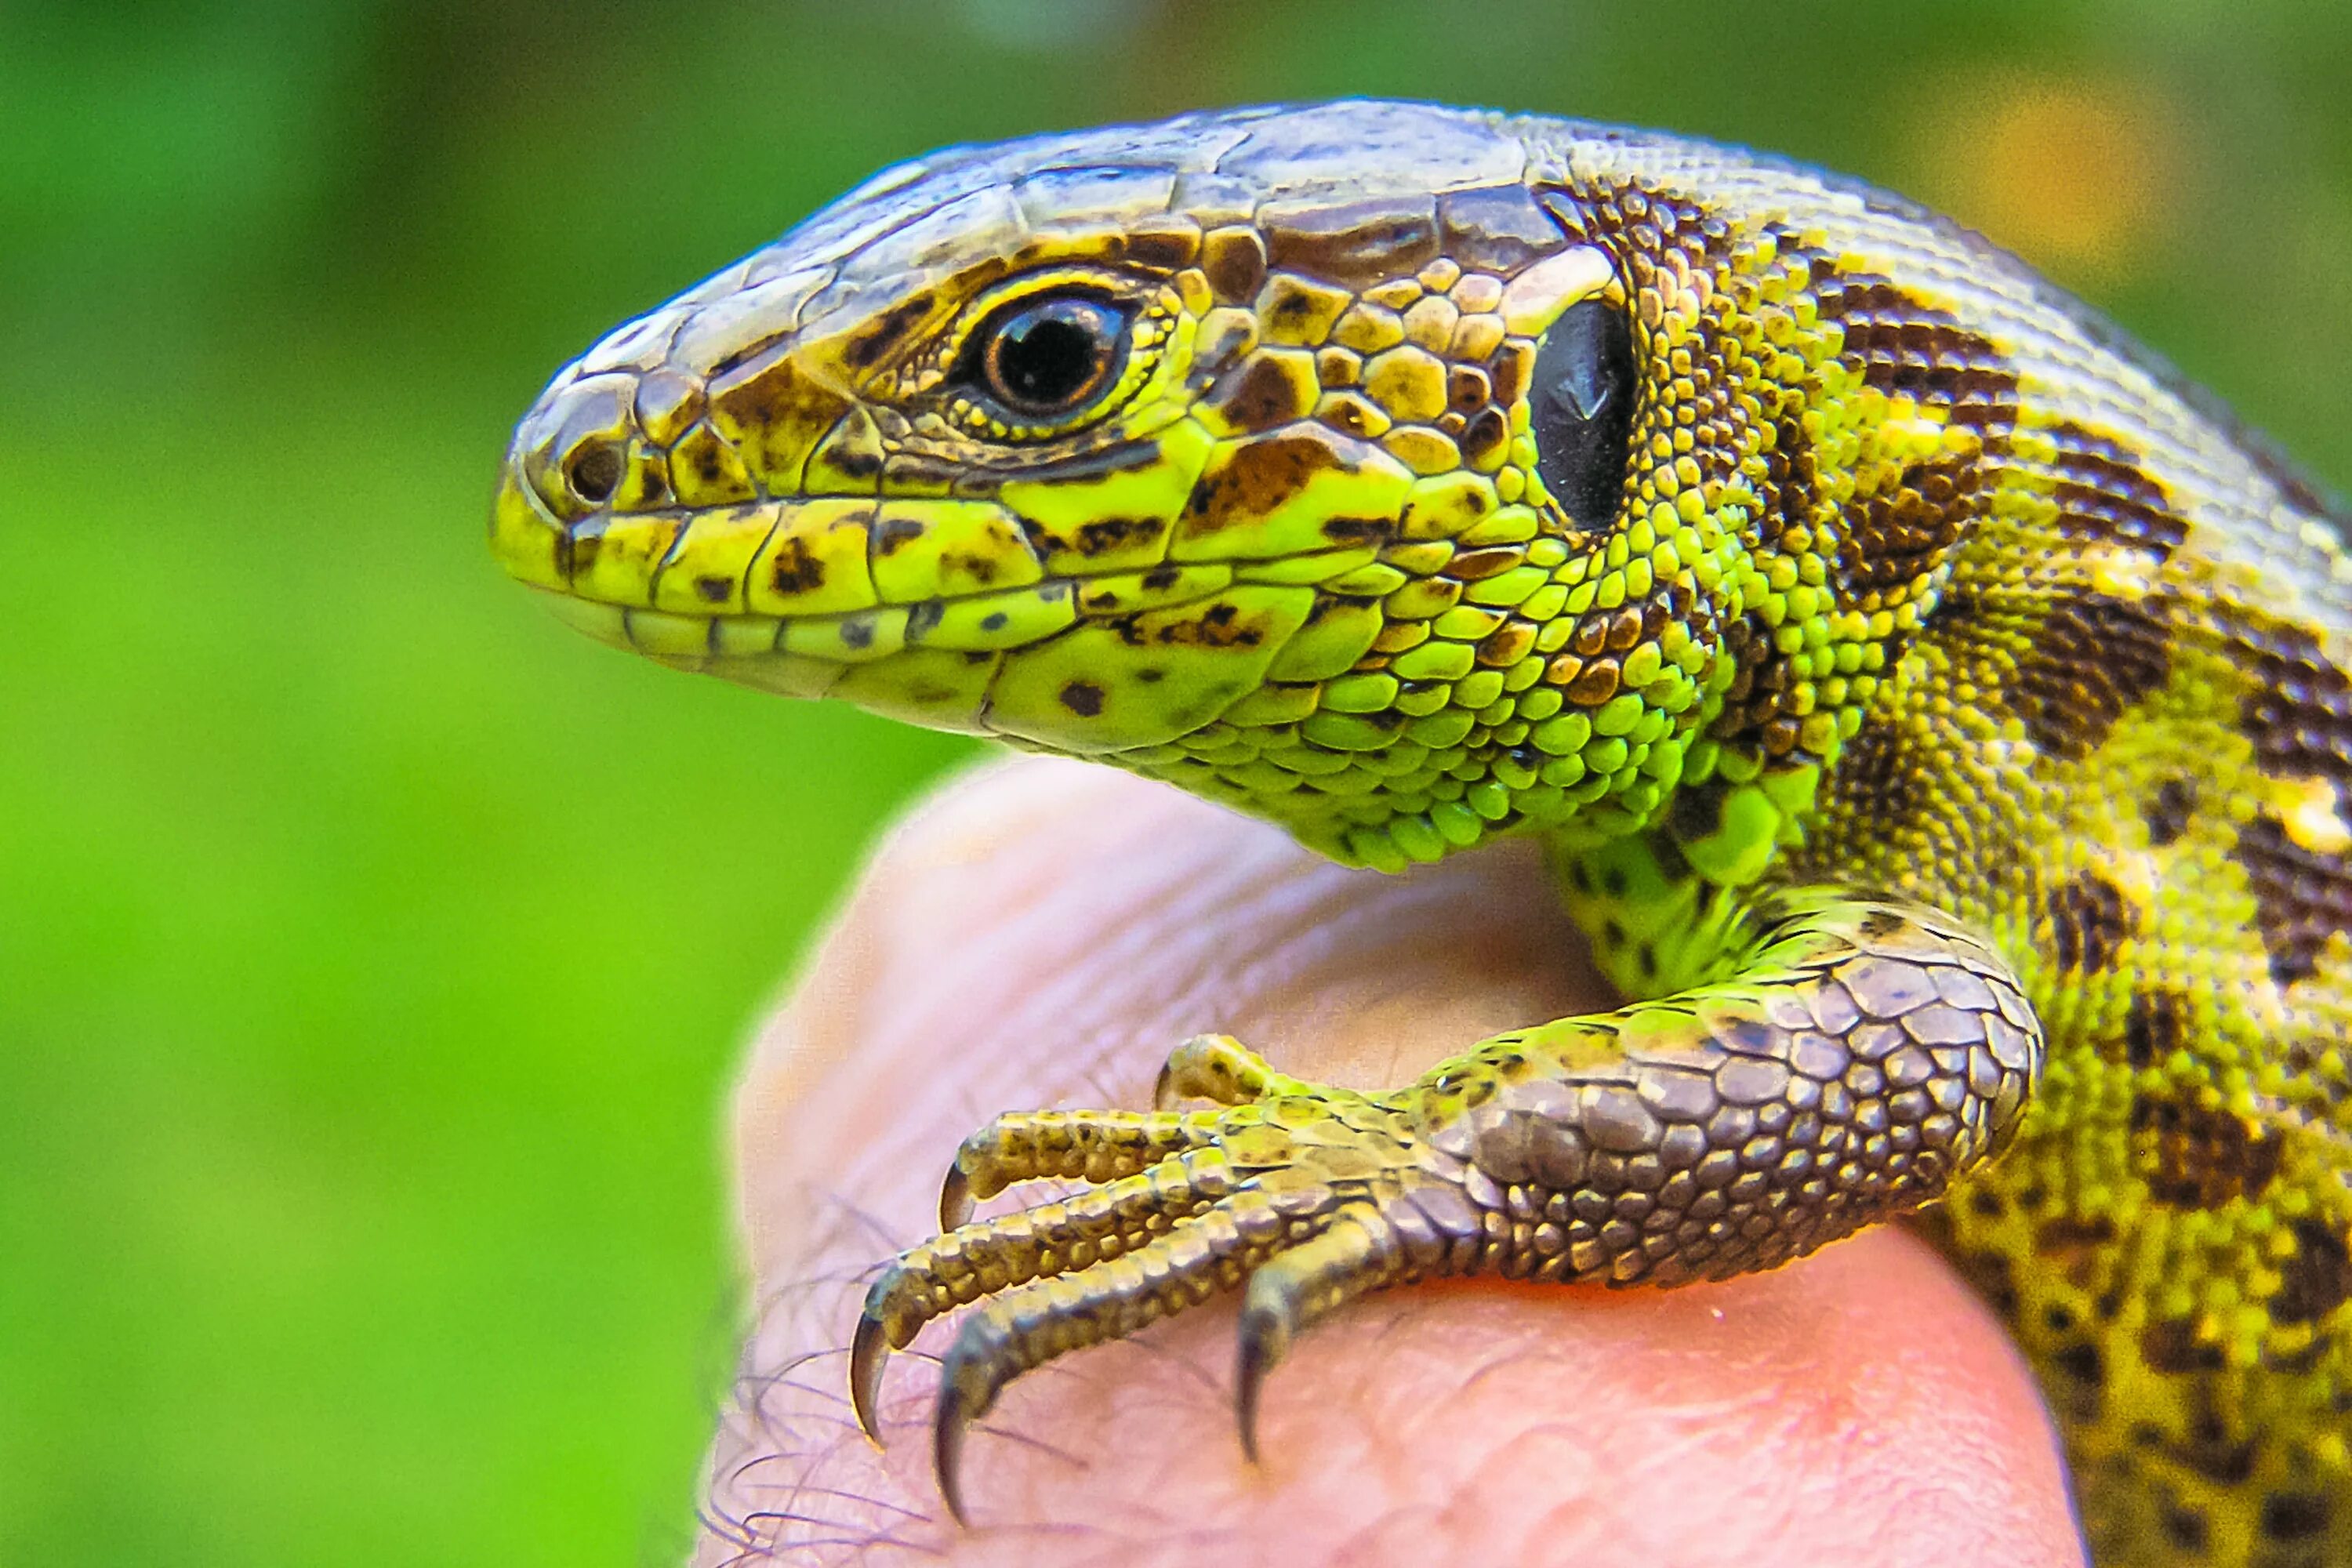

986,297,1117,414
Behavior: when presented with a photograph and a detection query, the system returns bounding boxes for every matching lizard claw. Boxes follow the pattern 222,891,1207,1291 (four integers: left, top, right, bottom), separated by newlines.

939,1162,974,1230
849,1305,891,1446
1233,1298,1292,1465
935,1374,973,1526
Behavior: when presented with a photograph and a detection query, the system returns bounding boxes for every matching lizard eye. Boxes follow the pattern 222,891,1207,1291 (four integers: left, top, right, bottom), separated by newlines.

971,292,1129,419
1530,296,1637,531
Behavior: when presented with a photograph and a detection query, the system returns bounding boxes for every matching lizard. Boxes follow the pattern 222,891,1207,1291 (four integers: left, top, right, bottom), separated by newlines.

488,100,2352,1566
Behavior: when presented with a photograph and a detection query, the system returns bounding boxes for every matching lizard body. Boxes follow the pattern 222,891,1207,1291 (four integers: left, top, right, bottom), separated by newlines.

491,101,2352,1565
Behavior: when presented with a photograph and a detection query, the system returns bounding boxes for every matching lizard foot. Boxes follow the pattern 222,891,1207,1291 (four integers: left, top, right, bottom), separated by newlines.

851,891,2042,1523
851,1033,1469,1521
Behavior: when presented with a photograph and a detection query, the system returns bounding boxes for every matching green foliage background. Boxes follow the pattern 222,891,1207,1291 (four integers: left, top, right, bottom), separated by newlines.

4,2,2347,1562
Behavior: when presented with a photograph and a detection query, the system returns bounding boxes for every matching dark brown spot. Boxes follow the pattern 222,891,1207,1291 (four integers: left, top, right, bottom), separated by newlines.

1461,405,1510,464
694,575,731,604
1760,414,1817,552
2178,1403,2258,1485
2120,989,2184,1070
872,515,924,557
844,290,935,371
1486,341,1535,408
708,354,852,456
2042,421,2190,560
2273,1217,2352,1324
2140,1316,2223,1374
768,538,828,595
938,551,1001,586
1320,514,1389,544
2223,609,2352,987
1317,392,1384,439
2034,1214,2114,1291
1184,428,1351,534
1817,274,2010,414
2130,1094,2283,1209
1857,909,1905,939
2047,869,2131,973
1449,547,1522,583
1125,598,1281,652
2161,1504,2210,1555
1199,226,1268,304
2261,1491,2332,1541
1566,659,1621,705
2008,594,2174,760
2234,816,2352,989
2049,1339,2103,1420
1446,364,1492,412
706,331,789,382
1667,777,1730,847
1139,564,1182,590
1058,681,1105,717
1835,452,1972,594
1261,196,1439,285
1211,354,1313,434
1119,220,1200,272
1063,517,1158,558
829,445,883,481
2144,779,2194,847
1435,185,1572,272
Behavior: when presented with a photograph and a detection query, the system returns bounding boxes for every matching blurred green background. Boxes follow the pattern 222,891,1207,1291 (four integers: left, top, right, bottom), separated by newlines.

4,2,2347,1563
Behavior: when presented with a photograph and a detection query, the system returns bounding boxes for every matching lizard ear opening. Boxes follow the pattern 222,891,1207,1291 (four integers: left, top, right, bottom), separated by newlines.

1530,296,1637,532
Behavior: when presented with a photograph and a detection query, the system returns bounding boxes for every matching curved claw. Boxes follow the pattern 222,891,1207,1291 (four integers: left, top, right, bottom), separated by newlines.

1152,1059,1179,1112
940,1162,973,1230
935,1375,971,1526
849,1310,890,1446
1232,1296,1294,1465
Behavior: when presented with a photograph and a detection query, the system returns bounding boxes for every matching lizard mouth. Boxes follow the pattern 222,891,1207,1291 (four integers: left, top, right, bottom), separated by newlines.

490,468,1331,750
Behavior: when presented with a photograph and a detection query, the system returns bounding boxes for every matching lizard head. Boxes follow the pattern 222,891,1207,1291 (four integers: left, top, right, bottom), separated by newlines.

495,101,1801,869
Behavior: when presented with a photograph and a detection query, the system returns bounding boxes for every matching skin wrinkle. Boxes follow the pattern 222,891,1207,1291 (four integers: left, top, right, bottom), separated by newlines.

695,757,2084,1566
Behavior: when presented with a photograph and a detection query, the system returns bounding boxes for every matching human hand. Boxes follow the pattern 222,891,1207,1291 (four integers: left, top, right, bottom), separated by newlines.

691,757,2083,1567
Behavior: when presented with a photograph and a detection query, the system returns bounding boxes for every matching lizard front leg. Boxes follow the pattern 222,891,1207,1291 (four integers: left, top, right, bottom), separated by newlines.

850,886,2044,1519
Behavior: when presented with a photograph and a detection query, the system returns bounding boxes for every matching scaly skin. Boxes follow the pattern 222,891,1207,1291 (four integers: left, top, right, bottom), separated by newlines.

490,103,2352,1565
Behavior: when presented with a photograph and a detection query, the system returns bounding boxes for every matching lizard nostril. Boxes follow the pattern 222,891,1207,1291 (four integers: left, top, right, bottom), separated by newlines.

565,440,624,506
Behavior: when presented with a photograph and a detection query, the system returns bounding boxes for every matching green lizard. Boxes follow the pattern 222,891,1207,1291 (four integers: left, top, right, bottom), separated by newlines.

489,101,2352,1565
